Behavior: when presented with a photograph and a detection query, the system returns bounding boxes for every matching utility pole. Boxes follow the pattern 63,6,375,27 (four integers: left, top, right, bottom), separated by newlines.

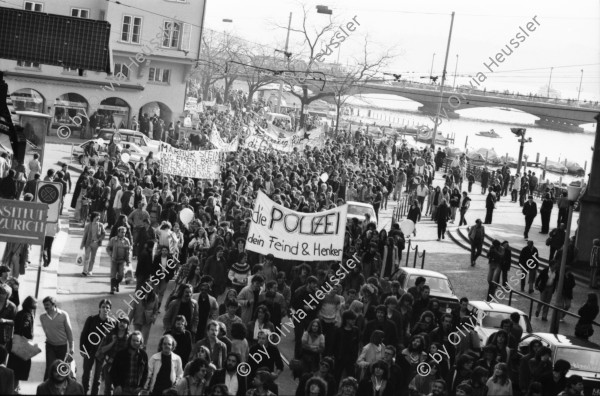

430,53,436,81
547,67,553,98
431,12,455,150
276,12,292,113
577,69,583,102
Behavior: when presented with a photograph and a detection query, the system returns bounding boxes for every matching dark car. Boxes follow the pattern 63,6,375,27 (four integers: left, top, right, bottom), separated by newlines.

519,333,600,396
393,267,460,314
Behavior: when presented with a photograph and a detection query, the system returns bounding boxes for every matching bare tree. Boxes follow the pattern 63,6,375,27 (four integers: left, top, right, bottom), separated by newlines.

328,36,394,133
275,5,394,130
238,48,279,107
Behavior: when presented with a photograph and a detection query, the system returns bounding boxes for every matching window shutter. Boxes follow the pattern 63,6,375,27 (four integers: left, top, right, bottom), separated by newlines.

180,23,192,51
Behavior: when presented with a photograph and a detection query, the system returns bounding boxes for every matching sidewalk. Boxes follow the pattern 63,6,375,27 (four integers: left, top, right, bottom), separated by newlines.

6,213,70,395
383,174,598,344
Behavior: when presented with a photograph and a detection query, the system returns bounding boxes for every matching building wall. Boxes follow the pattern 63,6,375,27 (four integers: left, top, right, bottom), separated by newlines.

0,0,204,135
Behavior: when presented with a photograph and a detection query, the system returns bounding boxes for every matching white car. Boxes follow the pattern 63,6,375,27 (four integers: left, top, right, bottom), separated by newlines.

96,128,164,154
468,301,532,346
72,139,153,165
346,201,378,228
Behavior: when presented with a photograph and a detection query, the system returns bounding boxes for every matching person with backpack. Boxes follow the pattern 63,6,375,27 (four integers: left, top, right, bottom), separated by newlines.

486,239,504,301
469,219,485,267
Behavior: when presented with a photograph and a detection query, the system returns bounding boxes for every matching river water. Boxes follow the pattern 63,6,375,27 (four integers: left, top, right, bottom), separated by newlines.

346,96,596,184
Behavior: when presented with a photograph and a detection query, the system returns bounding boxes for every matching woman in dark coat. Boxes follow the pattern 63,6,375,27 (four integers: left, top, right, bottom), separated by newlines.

539,193,554,234
436,198,450,241
8,296,36,388
70,166,91,209
575,293,599,340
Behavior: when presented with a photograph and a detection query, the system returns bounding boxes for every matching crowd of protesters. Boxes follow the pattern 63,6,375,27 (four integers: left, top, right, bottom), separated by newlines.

0,95,598,396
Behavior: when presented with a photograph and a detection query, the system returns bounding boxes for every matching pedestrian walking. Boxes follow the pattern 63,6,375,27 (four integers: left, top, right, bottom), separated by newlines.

480,167,490,194
486,240,504,301
436,199,450,241
407,200,421,237
40,296,74,381
106,226,132,294
459,191,470,226
500,241,512,287
556,191,569,227
534,261,559,321
80,212,106,277
539,193,553,234
469,219,485,266
79,299,116,395
519,241,540,293
449,188,461,223
574,293,599,340
522,195,537,239
548,224,566,261
484,191,496,224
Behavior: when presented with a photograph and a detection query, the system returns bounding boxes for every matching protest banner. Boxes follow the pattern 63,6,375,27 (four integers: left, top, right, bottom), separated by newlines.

210,124,239,152
244,129,305,152
246,191,347,261
158,144,221,179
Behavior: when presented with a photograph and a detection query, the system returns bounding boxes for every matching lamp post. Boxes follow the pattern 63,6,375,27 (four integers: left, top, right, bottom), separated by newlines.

453,54,459,88
550,182,582,333
547,67,553,98
577,69,583,102
430,53,436,82
511,128,531,175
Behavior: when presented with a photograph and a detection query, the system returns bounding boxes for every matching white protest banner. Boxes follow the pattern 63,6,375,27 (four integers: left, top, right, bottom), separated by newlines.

159,144,221,179
210,124,239,152
244,129,305,152
246,191,348,261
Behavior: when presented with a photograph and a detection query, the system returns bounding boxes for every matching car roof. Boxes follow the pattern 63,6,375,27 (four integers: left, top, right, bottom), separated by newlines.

399,267,449,279
346,201,375,208
99,129,145,136
532,333,600,350
469,301,527,315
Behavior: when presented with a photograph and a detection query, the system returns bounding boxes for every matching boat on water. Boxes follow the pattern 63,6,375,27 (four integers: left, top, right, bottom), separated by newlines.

475,129,502,138
414,127,451,146
565,161,585,176
544,160,569,174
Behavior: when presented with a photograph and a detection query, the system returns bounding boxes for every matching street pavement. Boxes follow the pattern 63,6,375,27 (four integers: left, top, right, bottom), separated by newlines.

11,142,598,395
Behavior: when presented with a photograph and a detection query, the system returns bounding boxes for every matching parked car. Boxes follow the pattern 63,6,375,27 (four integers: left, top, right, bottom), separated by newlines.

518,333,600,396
72,139,153,165
346,201,378,229
393,267,460,313
468,301,532,346
96,128,163,154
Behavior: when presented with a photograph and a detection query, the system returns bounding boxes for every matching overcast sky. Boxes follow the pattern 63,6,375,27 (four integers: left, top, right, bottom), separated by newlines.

204,0,600,100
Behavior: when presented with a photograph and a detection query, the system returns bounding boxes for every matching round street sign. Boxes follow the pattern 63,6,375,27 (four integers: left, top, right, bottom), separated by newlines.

112,132,122,144
38,184,60,204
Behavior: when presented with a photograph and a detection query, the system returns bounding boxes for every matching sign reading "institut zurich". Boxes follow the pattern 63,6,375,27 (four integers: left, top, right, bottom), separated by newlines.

0,199,48,245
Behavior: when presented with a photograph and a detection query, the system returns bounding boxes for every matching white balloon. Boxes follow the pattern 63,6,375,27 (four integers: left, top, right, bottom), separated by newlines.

179,208,194,226
320,172,329,183
399,219,415,235
120,153,130,163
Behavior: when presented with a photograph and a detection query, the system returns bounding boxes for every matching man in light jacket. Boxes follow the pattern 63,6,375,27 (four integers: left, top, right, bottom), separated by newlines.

81,211,106,276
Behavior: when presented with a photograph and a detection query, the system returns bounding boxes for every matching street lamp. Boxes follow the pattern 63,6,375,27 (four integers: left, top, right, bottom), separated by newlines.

577,69,583,102
453,54,459,88
316,5,332,14
430,53,436,82
550,181,583,333
511,127,532,175
276,12,293,113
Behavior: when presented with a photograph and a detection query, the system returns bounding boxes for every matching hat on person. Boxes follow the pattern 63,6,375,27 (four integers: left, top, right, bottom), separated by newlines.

231,261,250,274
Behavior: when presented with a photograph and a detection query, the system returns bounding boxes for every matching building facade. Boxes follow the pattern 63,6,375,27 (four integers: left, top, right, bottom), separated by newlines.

1,0,205,136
